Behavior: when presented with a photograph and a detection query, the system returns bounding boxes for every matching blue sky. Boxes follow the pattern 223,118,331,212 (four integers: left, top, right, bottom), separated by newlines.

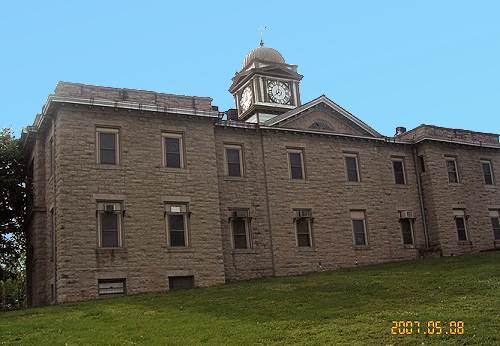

1,0,499,137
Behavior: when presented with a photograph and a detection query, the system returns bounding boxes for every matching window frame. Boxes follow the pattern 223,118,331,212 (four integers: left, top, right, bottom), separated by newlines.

391,157,407,185
98,278,126,296
294,209,313,248
165,203,190,247
97,202,123,248
446,157,460,184
351,210,368,246
400,218,414,246
480,160,495,185
230,211,251,249
224,144,244,177
453,209,468,241
489,210,500,241
162,132,185,169
96,127,120,165
287,148,305,180
344,153,360,182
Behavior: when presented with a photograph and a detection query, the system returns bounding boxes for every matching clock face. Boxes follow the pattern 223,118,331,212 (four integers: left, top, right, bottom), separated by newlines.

267,80,291,104
240,86,253,112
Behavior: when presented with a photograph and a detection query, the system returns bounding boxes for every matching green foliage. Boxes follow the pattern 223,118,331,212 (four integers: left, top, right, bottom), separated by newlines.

0,128,26,309
0,252,498,345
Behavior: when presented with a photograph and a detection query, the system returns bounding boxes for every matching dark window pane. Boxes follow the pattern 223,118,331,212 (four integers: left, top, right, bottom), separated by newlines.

170,230,186,247
491,217,500,240
290,166,303,180
482,163,493,185
455,217,467,241
419,156,425,173
296,218,311,247
166,153,181,168
233,235,248,249
232,218,246,235
100,133,116,150
232,218,247,249
165,137,180,154
168,214,185,231
228,163,241,177
165,137,182,168
352,219,366,245
226,148,242,176
393,161,405,184
447,160,458,183
401,219,413,245
345,157,359,182
169,276,194,290
289,152,302,166
101,213,119,247
297,234,311,247
226,148,240,163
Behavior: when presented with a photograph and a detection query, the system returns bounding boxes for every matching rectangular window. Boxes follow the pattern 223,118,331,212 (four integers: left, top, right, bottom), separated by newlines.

418,155,425,173
231,216,249,249
97,202,122,248
165,203,189,247
225,145,243,177
446,158,459,183
481,160,494,185
97,128,119,165
49,137,55,176
392,158,406,184
490,210,500,240
453,209,468,241
98,279,126,295
169,276,194,290
295,210,312,247
344,154,360,182
163,133,184,168
400,218,414,245
288,149,304,180
351,211,367,246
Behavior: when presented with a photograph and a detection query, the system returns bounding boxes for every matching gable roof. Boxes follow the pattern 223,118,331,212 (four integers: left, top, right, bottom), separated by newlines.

264,95,382,138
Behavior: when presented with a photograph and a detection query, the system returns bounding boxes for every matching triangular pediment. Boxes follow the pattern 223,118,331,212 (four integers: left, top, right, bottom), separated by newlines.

264,95,381,138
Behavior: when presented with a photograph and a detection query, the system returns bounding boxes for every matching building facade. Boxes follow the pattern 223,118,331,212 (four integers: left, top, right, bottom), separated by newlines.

22,44,500,306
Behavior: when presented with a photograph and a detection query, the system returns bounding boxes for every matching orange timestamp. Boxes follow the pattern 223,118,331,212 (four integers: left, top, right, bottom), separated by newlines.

391,320,464,335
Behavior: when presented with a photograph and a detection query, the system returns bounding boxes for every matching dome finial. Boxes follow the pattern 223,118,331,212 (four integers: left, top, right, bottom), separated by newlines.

259,25,267,47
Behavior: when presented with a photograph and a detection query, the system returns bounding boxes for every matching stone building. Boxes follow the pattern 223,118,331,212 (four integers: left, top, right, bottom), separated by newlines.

22,43,500,306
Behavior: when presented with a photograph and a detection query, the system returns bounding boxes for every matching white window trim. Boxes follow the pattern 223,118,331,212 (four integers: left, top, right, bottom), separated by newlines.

391,157,406,185
344,153,360,182
351,211,368,246
165,203,189,247
162,132,185,169
480,160,495,185
446,157,460,184
287,148,305,180
294,214,313,247
224,144,244,177
97,202,123,248
230,216,251,249
96,128,120,165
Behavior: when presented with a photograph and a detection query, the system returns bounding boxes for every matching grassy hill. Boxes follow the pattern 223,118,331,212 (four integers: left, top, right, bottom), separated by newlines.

1,252,499,345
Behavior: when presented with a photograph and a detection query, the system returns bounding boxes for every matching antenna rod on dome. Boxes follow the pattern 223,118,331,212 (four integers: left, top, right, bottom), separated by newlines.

259,25,267,46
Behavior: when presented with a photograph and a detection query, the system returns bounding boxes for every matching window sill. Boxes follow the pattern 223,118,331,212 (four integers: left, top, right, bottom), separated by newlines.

457,240,472,246
160,167,189,174
289,179,307,183
231,249,256,254
96,247,127,254
224,176,247,182
393,184,410,188
345,181,361,186
485,184,497,189
164,247,194,253
353,245,370,250
296,247,317,252
96,164,122,170
402,244,415,249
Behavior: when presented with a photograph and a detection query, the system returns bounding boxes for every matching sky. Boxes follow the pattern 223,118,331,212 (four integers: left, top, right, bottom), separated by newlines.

1,0,499,137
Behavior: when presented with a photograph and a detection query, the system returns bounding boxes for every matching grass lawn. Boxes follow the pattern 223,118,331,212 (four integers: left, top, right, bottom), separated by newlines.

1,252,499,345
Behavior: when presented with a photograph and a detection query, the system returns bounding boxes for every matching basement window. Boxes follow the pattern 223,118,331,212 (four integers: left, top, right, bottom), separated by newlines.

98,279,126,295
169,276,194,290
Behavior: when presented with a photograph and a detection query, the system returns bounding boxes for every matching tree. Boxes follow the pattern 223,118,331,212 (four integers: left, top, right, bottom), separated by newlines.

0,129,26,285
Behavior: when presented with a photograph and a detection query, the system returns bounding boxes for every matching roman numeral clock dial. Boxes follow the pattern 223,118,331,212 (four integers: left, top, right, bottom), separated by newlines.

267,80,291,104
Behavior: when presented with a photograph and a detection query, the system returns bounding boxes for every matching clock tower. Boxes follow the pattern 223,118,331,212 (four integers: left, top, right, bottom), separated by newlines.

229,41,303,123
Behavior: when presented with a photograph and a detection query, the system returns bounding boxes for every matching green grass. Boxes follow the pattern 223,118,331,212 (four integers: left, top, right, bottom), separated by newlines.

1,252,499,345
